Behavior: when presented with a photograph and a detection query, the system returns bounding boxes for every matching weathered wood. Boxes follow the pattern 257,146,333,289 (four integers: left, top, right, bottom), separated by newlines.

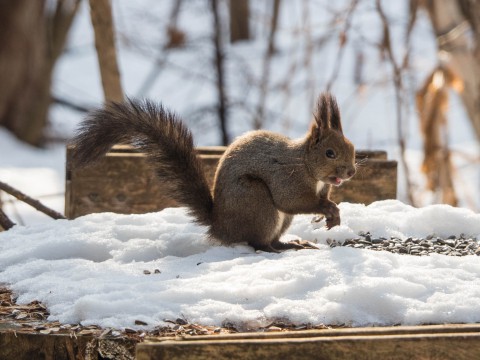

137,334,480,360
137,324,480,360
0,331,137,360
166,323,480,340
65,146,397,219
331,159,397,204
1,323,479,360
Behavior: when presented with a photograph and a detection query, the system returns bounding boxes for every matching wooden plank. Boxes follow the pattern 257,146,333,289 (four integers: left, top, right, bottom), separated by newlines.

331,159,397,204
161,323,480,341
137,325,480,360
2,322,479,360
96,145,388,159
0,331,137,360
137,334,480,360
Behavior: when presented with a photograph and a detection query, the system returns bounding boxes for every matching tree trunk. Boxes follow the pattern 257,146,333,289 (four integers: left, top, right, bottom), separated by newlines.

0,0,48,146
229,0,250,43
89,0,124,103
211,0,229,145
425,0,480,141
253,0,281,130
0,0,79,146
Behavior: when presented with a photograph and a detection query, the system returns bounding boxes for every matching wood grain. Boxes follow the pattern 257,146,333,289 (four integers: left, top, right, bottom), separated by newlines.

136,324,480,360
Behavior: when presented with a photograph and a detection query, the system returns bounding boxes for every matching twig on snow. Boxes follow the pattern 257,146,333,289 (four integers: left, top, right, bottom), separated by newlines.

0,181,66,220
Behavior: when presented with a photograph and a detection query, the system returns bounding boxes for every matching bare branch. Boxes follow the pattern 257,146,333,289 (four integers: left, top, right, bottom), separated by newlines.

0,207,15,231
326,0,359,92
0,181,66,220
376,0,416,206
253,0,281,129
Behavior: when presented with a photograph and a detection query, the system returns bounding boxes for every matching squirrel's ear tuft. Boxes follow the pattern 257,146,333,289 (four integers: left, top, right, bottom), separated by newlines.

314,93,330,132
314,92,343,134
328,95,343,133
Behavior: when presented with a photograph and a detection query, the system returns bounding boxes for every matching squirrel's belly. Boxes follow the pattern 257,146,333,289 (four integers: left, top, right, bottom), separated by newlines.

274,211,286,235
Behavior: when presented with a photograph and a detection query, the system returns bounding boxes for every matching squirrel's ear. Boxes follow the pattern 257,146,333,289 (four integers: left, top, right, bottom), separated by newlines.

308,121,322,145
328,95,343,133
314,93,343,134
313,93,330,132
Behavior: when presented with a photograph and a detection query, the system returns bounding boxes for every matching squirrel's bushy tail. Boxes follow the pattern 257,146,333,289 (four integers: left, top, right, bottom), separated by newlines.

71,98,213,226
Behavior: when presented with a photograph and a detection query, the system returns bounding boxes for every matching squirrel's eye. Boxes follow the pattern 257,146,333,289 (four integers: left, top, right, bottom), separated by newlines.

326,149,336,159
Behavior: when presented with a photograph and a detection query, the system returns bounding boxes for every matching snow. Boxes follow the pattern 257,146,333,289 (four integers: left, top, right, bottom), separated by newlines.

1,201,479,330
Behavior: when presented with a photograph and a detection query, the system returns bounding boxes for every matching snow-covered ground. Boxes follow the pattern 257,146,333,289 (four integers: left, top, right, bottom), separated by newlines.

1,201,479,330
1,0,479,331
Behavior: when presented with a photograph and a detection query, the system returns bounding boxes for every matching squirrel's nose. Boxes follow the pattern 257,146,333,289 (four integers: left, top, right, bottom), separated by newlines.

347,168,356,178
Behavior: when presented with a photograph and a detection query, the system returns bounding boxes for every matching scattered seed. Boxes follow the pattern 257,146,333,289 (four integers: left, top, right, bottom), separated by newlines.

176,318,188,325
333,234,479,257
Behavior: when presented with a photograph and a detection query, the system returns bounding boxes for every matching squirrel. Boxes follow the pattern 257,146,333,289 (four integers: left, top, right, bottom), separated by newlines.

71,92,356,252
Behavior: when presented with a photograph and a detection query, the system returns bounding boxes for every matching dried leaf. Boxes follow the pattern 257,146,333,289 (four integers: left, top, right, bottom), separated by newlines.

15,312,28,320
416,65,458,206
78,329,95,336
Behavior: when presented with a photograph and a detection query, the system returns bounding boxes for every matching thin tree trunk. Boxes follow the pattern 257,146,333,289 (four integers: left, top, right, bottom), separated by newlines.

89,0,124,102
253,0,281,130
376,0,416,206
230,0,250,43
138,0,184,97
425,0,480,141
211,0,229,145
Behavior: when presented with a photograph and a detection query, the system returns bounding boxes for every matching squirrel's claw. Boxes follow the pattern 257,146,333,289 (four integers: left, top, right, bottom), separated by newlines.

326,216,340,229
289,239,320,250
254,239,320,252
318,200,340,229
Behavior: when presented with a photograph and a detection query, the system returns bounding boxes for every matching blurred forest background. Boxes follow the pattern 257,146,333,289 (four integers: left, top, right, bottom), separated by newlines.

0,0,479,227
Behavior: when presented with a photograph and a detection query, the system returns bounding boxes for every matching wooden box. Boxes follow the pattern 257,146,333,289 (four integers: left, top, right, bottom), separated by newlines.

1,323,479,360
136,324,480,360
65,146,397,219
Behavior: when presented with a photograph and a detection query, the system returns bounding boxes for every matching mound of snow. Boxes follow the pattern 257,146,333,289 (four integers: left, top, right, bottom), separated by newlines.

0,200,479,330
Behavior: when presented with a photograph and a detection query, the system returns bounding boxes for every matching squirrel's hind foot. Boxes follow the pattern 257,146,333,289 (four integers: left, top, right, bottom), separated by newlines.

253,239,319,253
286,239,320,250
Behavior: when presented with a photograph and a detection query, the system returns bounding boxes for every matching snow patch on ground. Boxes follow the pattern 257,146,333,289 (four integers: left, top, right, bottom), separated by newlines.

1,201,479,330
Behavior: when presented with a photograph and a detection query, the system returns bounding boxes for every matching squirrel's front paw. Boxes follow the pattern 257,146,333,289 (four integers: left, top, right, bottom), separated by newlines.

319,201,340,229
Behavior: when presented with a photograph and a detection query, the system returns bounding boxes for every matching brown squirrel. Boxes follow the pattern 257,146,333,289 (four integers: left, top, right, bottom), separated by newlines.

71,92,356,252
